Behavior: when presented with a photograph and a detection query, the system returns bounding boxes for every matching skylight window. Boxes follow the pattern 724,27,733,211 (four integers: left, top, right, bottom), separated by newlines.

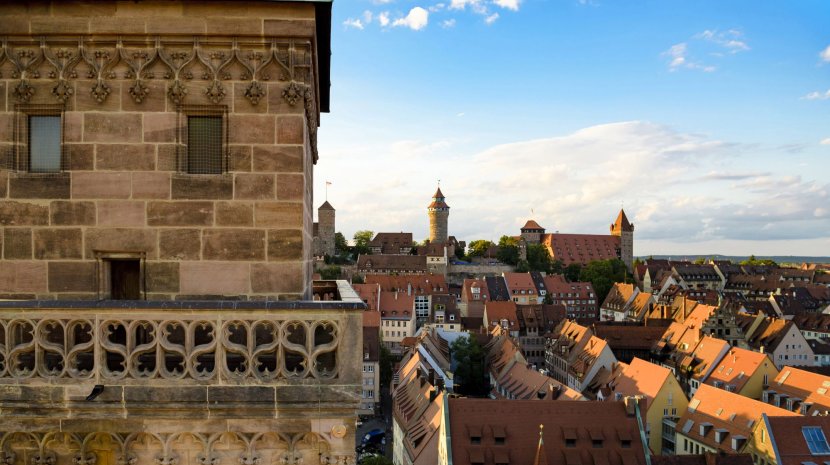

803,427,830,455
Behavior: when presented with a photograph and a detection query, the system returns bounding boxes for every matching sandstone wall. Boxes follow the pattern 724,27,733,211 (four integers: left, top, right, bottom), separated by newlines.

0,1,323,300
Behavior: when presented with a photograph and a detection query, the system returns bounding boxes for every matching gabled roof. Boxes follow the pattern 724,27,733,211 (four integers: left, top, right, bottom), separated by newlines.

704,347,776,393
366,274,447,295
503,272,537,293
485,301,519,332
764,414,830,465
379,291,415,316
357,254,427,272
769,366,830,415
609,358,674,409
676,384,797,453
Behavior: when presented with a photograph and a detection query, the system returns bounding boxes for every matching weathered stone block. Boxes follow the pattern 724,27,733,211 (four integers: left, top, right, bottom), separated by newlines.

208,386,275,404
64,112,83,143
84,113,142,143
48,261,95,292
96,144,156,171
97,200,146,227
0,16,29,34
33,228,83,259
51,2,117,16
157,144,177,171
202,229,265,261
132,171,171,199
89,16,147,34
0,201,49,226
0,261,47,293
254,202,302,227
31,17,90,34
171,175,233,200
84,228,157,259
50,201,96,225
252,146,302,172
146,16,206,34
234,173,275,200
71,172,132,199
9,175,70,199
266,83,305,115
124,386,206,403
276,173,303,201
229,145,252,172
0,113,13,142
66,144,94,170
215,201,253,227
4,228,32,260
179,262,249,295
250,262,303,293
229,114,275,145
205,18,262,35
159,229,201,260
143,111,177,141
277,115,305,145
232,83,267,115
146,262,179,293
263,19,315,37
0,171,6,198
267,229,303,261
147,201,214,226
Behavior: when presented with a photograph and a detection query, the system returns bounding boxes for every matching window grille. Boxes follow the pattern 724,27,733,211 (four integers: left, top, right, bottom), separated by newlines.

176,105,228,174
12,104,67,173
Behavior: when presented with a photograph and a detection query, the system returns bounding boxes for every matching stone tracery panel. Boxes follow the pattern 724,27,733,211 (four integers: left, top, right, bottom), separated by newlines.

0,433,354,465
0,314,341,382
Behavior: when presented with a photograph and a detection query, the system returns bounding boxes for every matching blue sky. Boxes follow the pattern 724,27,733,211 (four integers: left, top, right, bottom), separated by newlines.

315,0,830,256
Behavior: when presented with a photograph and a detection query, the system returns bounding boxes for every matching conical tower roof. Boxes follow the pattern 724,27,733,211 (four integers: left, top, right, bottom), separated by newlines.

429,186,449,209
433,187,445,199
613,209,633,232
319,201,335,211
522,219,545,231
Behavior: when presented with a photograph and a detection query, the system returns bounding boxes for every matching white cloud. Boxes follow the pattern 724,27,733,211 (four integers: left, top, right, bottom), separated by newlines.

802,89,830,100
820,45,830,62
821,138,830,145
664,42,716,72
484,13,499,24
664,30,747,72
441,18,456,28
363,10,374,24
393,7,429,30
493,0,520,10
429,3,447,12
343,18,364,30
695,29,750,53
378,11,391,27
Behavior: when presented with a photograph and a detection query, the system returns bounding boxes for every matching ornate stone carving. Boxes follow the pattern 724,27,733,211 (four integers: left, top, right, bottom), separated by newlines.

244,81,266,105
204,80,225,104
13,80,35,102
168,80,188,105
51,79,74,103
0,313,341,381
90,80,111,103
282,81,303,106
129,80,150,103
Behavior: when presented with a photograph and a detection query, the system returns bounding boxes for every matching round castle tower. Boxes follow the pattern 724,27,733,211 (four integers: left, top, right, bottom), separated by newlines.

428,187,449,243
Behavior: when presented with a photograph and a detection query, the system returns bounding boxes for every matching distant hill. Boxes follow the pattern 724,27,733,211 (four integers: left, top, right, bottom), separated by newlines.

637,254,830,265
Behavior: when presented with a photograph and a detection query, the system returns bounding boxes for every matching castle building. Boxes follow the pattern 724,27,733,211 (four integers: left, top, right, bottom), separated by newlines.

0,2,362,464
428,186,449,244
313,200,335,257
520,209,635,272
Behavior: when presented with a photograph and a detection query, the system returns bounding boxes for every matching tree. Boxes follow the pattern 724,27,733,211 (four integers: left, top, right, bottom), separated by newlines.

359,456,393,465
564,263,582,282
578,259,630,304
352,274,365,284
693,257,707,265
740,255,778,267
353,230,374,256
450,336,488,397
467,240,495,258
318,265,341,280
496,235,520,266
334,232,348,255
526,243,552,272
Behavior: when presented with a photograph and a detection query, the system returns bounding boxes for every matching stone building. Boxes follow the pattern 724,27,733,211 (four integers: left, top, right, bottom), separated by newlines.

313,200,335,257
427,187,449,244
0,2,362,464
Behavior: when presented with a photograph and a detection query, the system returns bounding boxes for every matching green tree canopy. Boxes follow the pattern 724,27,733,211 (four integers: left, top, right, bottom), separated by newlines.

564,263,582,282
334,232,348,254
578,259,630,304
497,235,520,266
318,265,341,280
353,230,374,255
526,243,552,272
450,335,488,397
467,239,496,258
740,255,778,266
359,455,393,465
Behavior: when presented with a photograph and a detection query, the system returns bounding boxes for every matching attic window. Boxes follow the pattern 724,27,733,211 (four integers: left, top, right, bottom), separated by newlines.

803,427,830,455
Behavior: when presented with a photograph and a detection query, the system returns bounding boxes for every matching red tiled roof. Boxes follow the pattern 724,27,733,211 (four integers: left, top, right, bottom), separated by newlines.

447,398,647,465
485,301,519,332
366,274,447,294
704,347,775,393
542,233,621,266
765,415,830,465
522,219,545,230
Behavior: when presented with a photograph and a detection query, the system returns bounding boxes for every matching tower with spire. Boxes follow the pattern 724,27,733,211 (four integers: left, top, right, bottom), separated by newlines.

428,186,449,243
314,201,336,257
610,208,634,272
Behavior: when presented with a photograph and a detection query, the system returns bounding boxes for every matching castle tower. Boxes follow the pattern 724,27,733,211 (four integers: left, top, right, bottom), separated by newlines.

610,209,635,272
520,219,546,244
428,186,450,243
318,201,336,256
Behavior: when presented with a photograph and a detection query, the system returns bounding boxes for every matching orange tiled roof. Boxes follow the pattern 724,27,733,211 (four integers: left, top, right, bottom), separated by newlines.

542,233,621,266
769,366,830,415
485,301,519,332
612,209,634,233
521,219,545,231
608,358,674,410
704,347,775,393
503,272,537,294
366,274,447,294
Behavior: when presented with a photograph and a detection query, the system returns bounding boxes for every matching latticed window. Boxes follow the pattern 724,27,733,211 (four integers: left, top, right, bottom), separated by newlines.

11,104,67,173
177,105,228,174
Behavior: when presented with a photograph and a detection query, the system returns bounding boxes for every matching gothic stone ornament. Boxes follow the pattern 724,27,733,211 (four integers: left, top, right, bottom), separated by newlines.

281,81,303,106
129,80,150,103
168,80,187,104
116,453,137,465
90,80,111,103
2,451,15,465
13,80,35,102
204,80,225,104
73,452,97,465
52,79,74,103
244,80,265,105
